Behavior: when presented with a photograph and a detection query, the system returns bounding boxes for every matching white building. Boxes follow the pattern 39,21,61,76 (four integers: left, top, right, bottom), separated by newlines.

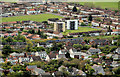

66,20,78,30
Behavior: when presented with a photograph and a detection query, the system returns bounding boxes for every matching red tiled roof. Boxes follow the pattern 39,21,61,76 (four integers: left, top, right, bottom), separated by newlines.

2,21,17,24
112,29,120,32
27,34,33,37
30,9,35,11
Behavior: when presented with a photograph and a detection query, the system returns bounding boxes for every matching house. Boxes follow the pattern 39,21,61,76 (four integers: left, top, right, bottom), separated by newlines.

26,9,41,15
87,48,101,55
32,68,45,75
46,53,57,61
68,67,86,76
0,58,4,63
69,48,90,59
110,61,120,67
66,20,78,30
92,21,100,27
106,54,113,59
92,64,105,75
26,52,35,57
112,39,117,44
26,65,37,71
59,49,67,55
19,57,30,63
56,54,66,59
30,56,41,62
114,48,120,54
58,65,68,72
52,71,64,77
112,54,120,60
10,52,24,58
112,29,120,35
40,72,53,77
6,57,18,65
35,51,47,60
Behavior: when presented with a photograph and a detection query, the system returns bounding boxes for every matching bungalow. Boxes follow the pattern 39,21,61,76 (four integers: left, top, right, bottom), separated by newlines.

87,48,101,55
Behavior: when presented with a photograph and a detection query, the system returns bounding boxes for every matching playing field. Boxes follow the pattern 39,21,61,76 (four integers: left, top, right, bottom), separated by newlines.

77,2,118,10
2,14,63,22
62,27,99,35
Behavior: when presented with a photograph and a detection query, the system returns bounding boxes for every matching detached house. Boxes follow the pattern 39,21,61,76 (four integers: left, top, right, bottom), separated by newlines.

35,51,47,60
69,48,90,59
87,48,101,55
30,56,41,62
46,53,57,61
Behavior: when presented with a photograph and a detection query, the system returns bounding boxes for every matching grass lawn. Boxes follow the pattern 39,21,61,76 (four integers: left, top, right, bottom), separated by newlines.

62,27,99,35
2,14,63,22
76,2,118,10
82,35,118,40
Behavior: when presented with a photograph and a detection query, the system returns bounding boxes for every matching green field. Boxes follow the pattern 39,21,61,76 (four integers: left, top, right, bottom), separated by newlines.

76,2,118,10
2,14,63,22
62,27,99,35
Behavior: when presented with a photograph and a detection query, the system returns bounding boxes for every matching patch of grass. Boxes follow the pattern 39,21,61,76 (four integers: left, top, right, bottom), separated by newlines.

2,14,63,22
76,2,118,10
82,35,117,40
62,27,99,35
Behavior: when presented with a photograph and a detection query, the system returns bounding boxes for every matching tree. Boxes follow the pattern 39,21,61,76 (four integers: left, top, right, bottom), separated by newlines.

81,22,87,26
82,33,86,37
2,45,13,56
37,30,41,35
72,6,77,12
5,37,13,42
88,14,93,22
25,39,33,52
73,44,83,49
65,52,71,58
